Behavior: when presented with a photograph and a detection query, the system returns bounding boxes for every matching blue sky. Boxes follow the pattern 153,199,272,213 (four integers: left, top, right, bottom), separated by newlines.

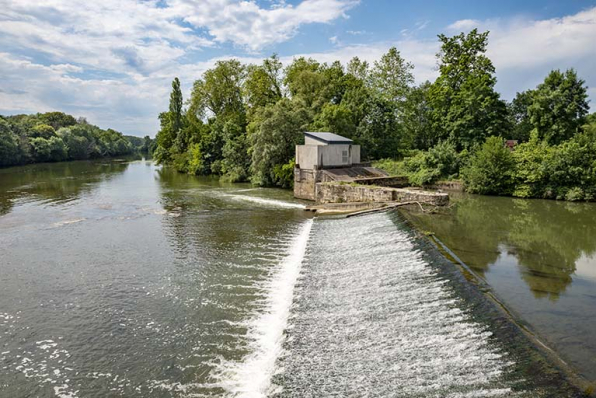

1,0,595,136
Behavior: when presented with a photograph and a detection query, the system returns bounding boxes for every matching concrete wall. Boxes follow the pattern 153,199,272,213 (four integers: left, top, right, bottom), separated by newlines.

351,145,361,165
315,182,449,206
294,168,321,200
296,145,319,170
295,144,361,170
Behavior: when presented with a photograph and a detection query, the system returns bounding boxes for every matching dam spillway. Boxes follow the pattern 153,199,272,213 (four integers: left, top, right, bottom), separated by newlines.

271,213,521,397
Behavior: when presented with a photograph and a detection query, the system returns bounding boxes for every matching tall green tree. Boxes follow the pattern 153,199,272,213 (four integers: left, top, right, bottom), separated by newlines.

508,90,534,142
370,47,414,105
191,60,246,119
528,69,589,144
429,29,509,149
155,77,188,163
169,77,184,136
355,97,403,160
402,81,434,150
244,55,284,116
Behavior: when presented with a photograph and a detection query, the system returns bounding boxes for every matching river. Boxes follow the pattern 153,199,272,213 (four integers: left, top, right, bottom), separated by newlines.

0,159,590,397
402,191,596,385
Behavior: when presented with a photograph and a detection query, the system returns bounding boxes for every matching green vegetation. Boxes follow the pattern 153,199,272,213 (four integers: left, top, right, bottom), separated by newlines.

149,28,592,200
371,31,594,201
0,112,153,167
154,51,420,186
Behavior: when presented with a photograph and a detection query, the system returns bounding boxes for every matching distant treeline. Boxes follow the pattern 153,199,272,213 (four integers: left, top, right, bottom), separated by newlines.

0,112,154,167
154,28,595,200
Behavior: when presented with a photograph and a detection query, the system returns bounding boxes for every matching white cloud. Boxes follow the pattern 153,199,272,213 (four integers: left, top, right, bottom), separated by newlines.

447,19,481,31
0,0,358,135
279,40,439,83
448,8,596,101
1,2,594,137
172,0,358,51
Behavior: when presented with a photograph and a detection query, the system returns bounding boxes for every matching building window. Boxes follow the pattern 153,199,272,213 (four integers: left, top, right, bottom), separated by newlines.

342,150,349,164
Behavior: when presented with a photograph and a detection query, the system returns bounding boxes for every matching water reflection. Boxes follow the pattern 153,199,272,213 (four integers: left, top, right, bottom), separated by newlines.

404,193,596,301
0,160,131,215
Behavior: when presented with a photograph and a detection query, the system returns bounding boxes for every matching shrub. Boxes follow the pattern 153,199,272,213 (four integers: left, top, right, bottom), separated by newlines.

373,158,408,176
272,158,295,188
511,132,551,198
402,140,461,186
461,136,515,195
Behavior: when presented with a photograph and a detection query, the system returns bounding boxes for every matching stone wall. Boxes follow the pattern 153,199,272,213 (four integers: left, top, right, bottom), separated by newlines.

315,182,449,206
353,176,409,188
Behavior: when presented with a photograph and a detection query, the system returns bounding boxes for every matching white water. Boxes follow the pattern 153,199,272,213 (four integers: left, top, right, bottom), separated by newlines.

216,219,313,397
275,214,526,397
222,193,306,209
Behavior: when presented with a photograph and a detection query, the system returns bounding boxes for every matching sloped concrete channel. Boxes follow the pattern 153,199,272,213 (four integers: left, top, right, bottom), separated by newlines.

272,211,588,397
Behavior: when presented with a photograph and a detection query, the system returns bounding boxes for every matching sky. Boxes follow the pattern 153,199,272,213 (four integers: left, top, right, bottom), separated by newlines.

1,0,595,137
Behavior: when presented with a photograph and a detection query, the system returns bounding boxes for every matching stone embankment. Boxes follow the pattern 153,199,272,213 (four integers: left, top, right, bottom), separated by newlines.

315,182,449,206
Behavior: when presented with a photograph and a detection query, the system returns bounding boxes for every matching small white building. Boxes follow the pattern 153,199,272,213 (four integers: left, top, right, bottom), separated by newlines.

296,132,360,170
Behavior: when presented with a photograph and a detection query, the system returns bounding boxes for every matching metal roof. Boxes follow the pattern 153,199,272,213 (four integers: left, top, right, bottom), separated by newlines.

304,132,353,144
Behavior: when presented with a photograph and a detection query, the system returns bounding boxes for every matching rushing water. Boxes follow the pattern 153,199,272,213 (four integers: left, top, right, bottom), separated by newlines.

0,160,588,397
402,192,596,386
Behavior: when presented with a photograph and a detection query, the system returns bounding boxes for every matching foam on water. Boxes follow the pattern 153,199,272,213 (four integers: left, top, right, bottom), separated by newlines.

215,219,313,397
220,193,306,209
274,213,526,397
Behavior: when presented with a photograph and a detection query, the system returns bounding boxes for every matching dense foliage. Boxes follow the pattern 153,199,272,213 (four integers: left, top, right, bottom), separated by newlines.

0,112,151,167
152,29,592,200
154,50,423,185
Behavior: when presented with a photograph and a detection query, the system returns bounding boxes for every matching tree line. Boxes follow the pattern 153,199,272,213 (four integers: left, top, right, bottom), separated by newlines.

151,28,593,200
0,112,154,167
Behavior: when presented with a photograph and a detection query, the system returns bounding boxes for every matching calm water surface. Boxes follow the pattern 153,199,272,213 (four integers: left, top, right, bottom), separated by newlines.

402,192,596,384
0,160,589,397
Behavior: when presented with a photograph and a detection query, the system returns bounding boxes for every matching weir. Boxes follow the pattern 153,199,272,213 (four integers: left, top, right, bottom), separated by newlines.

268,212,582,397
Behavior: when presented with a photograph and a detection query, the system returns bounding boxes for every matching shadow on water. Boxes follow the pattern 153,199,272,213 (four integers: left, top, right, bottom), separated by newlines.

0,159,132,215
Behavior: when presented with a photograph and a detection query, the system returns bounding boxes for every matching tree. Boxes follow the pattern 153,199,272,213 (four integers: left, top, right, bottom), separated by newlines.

154,77,188,163
169,77,184,136
0,119,21,167
508,90,534,142
284,57,327,112
191,60,246,119
429,29,509,149
346,56,370,82
462,136,515,195
528,69,589,144
248,99,310,186
244,55,284,116
355,97,402,160
312,103,356,138
30,124,57,139
369,47,414,105
38,112,77,130
30,136,67,162
402,81,434,150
